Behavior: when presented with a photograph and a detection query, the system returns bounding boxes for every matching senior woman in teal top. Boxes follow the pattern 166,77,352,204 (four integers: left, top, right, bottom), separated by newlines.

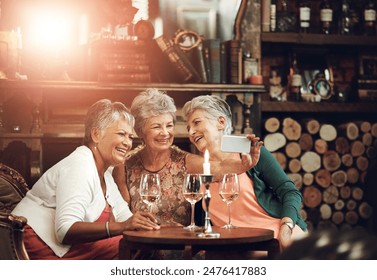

183,95,307,250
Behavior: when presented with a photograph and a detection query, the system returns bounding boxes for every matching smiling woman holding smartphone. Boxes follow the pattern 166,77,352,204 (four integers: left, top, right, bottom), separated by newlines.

182,95,308,252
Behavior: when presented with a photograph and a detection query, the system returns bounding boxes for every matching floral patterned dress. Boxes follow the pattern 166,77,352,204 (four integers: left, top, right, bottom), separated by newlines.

125,145,191,226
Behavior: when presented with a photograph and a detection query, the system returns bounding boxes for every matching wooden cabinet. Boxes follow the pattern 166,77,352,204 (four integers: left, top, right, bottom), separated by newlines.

0,80,265,185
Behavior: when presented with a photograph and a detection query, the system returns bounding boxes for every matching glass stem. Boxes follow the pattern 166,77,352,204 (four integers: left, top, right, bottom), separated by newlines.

190,203,195,226
227,203,231,225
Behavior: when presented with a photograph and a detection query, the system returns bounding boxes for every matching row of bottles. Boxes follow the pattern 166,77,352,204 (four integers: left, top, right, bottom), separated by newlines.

287,51,334,102
317,0,376,35
273,0,377,36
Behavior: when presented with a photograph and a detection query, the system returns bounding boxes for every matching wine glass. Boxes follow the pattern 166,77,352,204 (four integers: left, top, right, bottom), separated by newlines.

139,173,161,213
219,173,240,229
182,173,203,231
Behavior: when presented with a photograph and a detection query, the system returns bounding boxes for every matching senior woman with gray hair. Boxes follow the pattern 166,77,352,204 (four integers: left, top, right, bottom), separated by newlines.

112,89,261,225
112,89,261,259
182,95,308,250
12,99,159,259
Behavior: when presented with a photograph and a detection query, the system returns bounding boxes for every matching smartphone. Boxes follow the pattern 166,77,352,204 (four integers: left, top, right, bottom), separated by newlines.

221,135,251,153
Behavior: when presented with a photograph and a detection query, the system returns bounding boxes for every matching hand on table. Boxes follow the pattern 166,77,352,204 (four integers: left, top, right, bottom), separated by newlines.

124,211,160,231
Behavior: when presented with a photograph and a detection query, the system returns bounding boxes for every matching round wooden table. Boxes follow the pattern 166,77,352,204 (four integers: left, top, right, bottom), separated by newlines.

119,226,280,259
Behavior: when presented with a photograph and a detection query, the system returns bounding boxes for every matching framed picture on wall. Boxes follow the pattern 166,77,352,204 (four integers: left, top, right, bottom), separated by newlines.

359,53,377,78
358,52,377,101
177,6,217,39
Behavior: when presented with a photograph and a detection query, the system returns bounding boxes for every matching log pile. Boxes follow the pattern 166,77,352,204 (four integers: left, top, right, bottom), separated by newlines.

263,117,376,231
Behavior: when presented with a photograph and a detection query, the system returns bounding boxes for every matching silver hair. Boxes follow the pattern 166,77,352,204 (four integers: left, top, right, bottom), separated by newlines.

83,99,134,145
131,88,176,138
182,95,233,135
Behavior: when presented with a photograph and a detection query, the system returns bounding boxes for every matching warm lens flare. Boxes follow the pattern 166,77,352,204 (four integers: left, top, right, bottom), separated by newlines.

29,14,71,50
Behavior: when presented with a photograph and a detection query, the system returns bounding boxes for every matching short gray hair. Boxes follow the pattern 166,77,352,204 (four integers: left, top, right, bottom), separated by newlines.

131,88,176,138
83,99,134,145
182,95,232,135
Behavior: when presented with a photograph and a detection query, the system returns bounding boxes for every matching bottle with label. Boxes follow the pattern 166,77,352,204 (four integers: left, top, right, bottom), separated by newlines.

363,0,377,36
339,0,351,34
288,52,302,102
298,0,311,33
320,0,334,34
270,0,277,32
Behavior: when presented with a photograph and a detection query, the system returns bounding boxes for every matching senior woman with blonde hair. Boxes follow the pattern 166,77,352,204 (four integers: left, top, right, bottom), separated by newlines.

182,95,308,250
12,99,159,259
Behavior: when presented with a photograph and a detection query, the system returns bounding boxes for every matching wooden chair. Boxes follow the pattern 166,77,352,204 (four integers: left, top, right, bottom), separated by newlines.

0,213,29,260
0,162,29,213
0,163,30,259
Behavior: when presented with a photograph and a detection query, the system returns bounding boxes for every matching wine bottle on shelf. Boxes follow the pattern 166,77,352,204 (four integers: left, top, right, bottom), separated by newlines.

277,0,297,32
298,0,311,33
363,0,377,36
349,0,361,35
339,0,351,35
320,0,334,34
288,52,302,102
270,0,277,32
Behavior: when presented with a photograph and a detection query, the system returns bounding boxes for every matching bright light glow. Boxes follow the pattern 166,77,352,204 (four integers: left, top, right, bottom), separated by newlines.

27,9,73,52
204,149,209,163
203,149,211,175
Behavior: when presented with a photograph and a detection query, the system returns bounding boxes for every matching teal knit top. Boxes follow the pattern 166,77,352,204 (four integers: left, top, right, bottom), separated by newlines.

246,146,307,231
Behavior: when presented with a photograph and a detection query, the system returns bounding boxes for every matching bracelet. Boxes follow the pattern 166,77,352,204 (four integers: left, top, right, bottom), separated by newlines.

105,221,111,238
281,222,294,234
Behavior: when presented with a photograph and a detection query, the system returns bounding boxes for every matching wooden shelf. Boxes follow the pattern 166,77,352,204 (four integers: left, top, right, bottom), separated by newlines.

0,80,266,94
261,101,377,113
261,32,377,46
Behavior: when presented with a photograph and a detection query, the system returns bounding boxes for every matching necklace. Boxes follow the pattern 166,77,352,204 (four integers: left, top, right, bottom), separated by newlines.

139,153,170,173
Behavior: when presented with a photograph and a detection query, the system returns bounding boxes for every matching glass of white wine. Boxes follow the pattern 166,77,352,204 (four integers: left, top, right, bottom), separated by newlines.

139,173,161,213
219,173,240,229
182,173,203,231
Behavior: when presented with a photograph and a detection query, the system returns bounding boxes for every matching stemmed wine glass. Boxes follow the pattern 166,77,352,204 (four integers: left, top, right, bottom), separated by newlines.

182,173,203,231
139,173,161,213
219,173,240,229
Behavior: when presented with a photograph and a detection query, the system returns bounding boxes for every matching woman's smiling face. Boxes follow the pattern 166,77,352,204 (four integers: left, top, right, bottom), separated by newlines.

186,109,224,153
96,118,134,167
142,113,175,152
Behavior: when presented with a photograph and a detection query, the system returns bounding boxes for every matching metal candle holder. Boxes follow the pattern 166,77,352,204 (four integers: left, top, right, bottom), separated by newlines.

197,175,220,238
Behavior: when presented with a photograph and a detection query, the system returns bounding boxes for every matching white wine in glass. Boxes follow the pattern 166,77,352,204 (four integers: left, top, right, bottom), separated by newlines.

139,173,161,213
182,173,203,231
219,173,240,229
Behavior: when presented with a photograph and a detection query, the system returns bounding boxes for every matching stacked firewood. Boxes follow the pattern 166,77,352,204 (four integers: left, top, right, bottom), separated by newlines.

263,117,377,231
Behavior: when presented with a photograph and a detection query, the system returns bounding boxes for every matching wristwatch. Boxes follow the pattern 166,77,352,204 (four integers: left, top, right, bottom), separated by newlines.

282,221,295,233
